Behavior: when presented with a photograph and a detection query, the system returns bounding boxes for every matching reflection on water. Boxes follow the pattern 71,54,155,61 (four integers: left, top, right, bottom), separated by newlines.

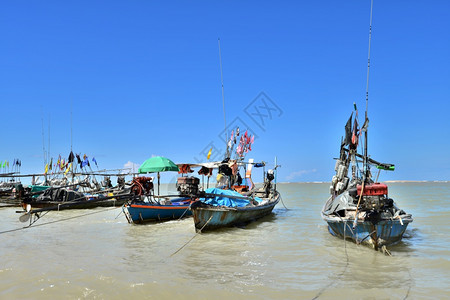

0,182,449,298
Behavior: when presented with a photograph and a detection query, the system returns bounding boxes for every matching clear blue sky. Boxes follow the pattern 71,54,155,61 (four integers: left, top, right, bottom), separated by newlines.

1,0,449,183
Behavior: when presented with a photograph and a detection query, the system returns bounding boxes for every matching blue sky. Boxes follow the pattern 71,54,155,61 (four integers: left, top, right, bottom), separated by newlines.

1,0,449,183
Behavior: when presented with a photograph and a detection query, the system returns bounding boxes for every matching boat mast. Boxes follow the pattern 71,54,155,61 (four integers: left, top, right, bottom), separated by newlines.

41,108,47,184
218,38,228,156
364,0,373,182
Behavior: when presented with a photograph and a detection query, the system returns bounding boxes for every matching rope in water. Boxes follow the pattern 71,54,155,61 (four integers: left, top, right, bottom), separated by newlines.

312,221,350,299
279,194,289,209
169,215,213,257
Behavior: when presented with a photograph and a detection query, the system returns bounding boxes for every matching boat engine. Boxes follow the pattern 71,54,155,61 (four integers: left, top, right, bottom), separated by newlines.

176,176,200,195
356,183,391,210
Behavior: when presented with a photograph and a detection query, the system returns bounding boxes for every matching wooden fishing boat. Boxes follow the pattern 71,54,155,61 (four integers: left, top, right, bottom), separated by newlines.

122,157,198,224
123,197,193,224
322,182,413,249
321,2,412,251
190,126,281,232
21,186,131,209
190,187,280,232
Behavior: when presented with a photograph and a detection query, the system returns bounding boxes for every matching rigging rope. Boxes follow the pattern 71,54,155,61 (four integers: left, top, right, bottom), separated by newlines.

0,207,119,235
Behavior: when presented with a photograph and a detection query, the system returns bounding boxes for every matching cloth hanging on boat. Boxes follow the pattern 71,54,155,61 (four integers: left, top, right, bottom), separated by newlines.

178,164,194,174
229,160,238,175
198,166,213,176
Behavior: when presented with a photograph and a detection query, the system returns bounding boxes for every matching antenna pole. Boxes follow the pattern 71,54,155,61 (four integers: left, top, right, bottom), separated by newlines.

218,38,228,148
41,107,47,184
70,100,73,152
48,114,50,166
364,0,374,180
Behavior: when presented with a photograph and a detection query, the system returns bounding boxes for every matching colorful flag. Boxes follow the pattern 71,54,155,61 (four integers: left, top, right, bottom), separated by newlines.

64,163,72,175
81,157,89,168
207,148,212,160
92,157,98,166
68,151,74,163
44,164,49,174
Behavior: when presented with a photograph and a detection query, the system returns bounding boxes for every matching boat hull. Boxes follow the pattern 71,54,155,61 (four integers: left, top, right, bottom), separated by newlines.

124,201,192,224
23,197,127,210
323,216,412,248
191,192,280,232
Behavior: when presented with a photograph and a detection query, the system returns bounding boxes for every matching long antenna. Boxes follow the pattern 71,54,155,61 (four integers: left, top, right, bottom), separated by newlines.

365,0,373,117
218,38,228,146
70,100,73,151
40,107,46,166
364,0,374,180
48,114,50,165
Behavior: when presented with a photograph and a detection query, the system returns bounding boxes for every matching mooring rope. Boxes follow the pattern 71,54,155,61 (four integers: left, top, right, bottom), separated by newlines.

312,221,350,299
279,194,289,209
177,207,190,221
169,215,213,257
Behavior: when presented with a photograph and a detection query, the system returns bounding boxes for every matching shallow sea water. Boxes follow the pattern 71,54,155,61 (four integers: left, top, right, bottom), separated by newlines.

0,182,448,299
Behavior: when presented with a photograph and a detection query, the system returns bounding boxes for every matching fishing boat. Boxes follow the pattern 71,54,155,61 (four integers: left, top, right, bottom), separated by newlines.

321,1,412,251
20,183,132,210
190,182,280,232
123,156,197,224
189,128,281,232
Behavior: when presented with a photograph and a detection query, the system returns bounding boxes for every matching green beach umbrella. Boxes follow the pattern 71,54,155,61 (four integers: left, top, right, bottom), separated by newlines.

138,156,179,195
138,156,179,173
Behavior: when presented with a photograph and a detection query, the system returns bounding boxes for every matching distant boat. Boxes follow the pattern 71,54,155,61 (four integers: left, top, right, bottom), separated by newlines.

321,1,412,252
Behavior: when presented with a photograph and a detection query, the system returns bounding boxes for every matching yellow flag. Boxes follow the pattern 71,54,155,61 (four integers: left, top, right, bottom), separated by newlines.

64,163,72,175
44,164,49,174
207,148,212,160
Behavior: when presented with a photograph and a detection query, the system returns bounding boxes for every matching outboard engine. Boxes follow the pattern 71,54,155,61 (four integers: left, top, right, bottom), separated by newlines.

176,176,200,195
102,176,112,188
117,176,125,190
262,169,275,197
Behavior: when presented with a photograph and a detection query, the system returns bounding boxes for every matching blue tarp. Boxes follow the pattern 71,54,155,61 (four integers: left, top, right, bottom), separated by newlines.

200,188,261,208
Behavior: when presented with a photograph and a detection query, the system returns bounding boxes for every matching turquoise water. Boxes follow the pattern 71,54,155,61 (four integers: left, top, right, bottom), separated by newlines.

0,182,448,299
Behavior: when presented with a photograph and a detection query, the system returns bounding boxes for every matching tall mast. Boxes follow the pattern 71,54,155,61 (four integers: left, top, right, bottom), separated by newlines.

364,0,374,180
218,38,228,153
48,114,50,167
41,108,47,184
70,99,73,152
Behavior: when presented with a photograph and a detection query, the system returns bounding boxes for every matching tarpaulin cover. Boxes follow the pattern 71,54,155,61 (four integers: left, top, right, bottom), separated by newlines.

200,188,261,208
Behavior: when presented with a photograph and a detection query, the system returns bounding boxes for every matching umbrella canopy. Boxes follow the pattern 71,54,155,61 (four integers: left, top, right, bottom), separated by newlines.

138,156,179,174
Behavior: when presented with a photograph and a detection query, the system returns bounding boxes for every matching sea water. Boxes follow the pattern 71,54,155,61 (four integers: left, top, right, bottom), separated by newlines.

0,182,448,299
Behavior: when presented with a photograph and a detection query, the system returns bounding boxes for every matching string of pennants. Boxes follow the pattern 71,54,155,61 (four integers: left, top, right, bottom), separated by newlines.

44,151,98,175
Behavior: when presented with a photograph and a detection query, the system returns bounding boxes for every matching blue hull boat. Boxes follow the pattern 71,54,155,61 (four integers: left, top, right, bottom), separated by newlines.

123,197,193,224
324,212,413,247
